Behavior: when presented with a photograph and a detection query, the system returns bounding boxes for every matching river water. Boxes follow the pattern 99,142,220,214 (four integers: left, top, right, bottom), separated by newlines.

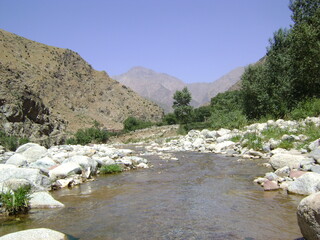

0,148,304,240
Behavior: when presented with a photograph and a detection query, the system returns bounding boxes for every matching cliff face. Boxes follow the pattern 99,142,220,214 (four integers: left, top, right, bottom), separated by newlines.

0,29,164,140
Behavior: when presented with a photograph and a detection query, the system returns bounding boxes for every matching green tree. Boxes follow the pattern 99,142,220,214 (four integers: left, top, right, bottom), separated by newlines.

173,87,193,124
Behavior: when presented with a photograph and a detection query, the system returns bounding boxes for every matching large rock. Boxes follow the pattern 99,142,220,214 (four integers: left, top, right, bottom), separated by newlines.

49,162,82,180
5,153,27,167
297,192,320,240
270,153,314,170
309,147,320,163
0,228,67,240
29,192,64,208
211,141,235,153
0,164,51,190
29,156,57,171
16,143,48,163
64,155,98,175
288,172,320,195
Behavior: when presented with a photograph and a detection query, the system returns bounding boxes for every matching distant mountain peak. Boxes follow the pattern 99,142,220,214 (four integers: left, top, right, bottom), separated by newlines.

113,66,245,113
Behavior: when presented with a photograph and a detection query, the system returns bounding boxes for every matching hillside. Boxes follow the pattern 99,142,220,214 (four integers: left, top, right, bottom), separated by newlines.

113,66,245,112
0,29,164,140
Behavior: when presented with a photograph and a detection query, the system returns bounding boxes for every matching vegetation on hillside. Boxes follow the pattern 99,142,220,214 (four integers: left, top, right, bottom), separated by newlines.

167,0,320,132
0,131,29,151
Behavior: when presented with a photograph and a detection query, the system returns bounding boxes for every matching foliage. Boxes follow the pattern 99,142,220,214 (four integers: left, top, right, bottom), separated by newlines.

0,131,29,151
210,109,247,130
278,139,295,150
241,1,320,120
66,127,108,145
179,122,212,133
242,133,263,151
123,117,154,132
192,105,211,122
289,98,320,120
209,91,247,130
0,186,31,215
162,113,178,125
100,164,123,174
173,87,193,124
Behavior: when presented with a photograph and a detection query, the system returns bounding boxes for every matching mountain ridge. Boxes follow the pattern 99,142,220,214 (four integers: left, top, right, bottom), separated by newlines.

113,66,245,112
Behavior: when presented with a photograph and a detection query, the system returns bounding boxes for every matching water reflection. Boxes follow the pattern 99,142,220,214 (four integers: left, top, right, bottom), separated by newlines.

0,150,304,240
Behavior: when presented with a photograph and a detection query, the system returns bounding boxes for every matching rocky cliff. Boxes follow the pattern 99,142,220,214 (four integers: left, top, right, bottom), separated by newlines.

0,29,164,140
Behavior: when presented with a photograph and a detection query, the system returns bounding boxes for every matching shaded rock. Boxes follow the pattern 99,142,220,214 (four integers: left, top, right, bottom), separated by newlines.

0,228,67,240
212,141,235,153
311,165,320,174
18,144,47,163
29,156,56,171
265,172,278,181
309,147,320,163
5,153,27,167
0,178,31,193
15,143,41,153
274,166,291,178
288,172,320,195
64,155,98,176
0,164,50,190
49,162,82,180
192,138,204,149
290,170,308,179
297,192,320,240
309,139,320,151
29,191,64,209
137,163,149,168
270,153,314,170
263,180,279,191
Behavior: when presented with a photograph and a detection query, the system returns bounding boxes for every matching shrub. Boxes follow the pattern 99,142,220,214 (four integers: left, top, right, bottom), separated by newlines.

278,139,295,150
0,186,31,215
0,131,29,151
289,98,320,120
210,110,247,130
123,117,154,132
242,133,263,150
162,113,178,125
66,127,109,145
100,164,123,174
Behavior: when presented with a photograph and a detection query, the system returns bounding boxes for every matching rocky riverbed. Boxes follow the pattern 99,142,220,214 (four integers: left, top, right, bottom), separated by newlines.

1,117,320,239
0,143,149,212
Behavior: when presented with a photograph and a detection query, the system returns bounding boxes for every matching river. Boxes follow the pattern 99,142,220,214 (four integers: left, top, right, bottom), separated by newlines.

0,147,304,239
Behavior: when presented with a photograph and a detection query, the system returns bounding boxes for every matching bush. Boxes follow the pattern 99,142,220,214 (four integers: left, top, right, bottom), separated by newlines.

179,122,212,133
123,117,154,132
210,110,247,130
100,164,123,174
242,133,263,151
0,186,31,215
0,131,29,151
162,113,178,125
66,127,109,145
289,98,320,120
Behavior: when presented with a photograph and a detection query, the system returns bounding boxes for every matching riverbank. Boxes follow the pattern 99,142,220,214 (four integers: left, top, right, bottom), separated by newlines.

1,117,320,239
0,143,150,213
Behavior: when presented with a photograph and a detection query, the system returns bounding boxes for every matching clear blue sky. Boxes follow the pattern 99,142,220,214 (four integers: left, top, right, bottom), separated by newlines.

0,0,293,83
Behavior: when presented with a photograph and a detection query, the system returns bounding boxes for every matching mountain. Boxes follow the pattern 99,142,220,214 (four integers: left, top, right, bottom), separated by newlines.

113,66,245,112
113,67,185,112
0,29,164,141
